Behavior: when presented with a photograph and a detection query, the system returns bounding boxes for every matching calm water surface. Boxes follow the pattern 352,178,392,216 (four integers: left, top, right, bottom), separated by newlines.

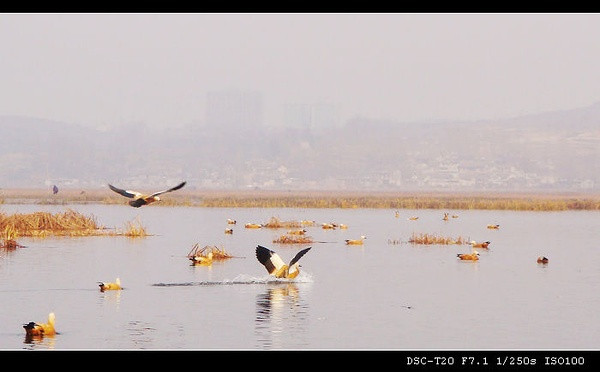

1,203,599,350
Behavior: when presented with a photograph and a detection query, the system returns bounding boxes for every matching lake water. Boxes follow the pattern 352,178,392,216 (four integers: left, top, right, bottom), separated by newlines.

1,203,599,350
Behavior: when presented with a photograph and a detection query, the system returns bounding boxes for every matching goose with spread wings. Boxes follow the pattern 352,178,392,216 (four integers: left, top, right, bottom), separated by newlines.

255,245,311,279
108,181,186,208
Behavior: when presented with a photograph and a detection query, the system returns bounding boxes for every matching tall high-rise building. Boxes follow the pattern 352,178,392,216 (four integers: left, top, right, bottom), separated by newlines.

206,90,264,128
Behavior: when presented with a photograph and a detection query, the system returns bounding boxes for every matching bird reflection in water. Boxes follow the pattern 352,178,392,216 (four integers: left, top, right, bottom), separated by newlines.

23,333,56,349
254,282,309,349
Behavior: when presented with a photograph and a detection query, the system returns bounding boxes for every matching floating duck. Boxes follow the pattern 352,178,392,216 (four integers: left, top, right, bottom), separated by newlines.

190,251,213,266
443,213,449,221
225,228,233,234
457,251,480,261
245,223,262,229
255,245,311,279
108,181,186,208
537,256,549,264
227,219,237,224
300,220,316,226
288,229,307,235
98,278,122,291
408,216,419,221
487,224,500,229
345,235,367,245
321,223,337,229
339,224,348,229
23,312,56,337
471,241,491,249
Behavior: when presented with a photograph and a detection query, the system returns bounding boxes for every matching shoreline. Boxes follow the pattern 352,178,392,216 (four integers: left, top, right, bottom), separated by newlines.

2,188,600,211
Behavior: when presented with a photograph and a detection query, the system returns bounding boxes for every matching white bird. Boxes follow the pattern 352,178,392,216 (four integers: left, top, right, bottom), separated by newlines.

255,245,311,279
108,181,186,208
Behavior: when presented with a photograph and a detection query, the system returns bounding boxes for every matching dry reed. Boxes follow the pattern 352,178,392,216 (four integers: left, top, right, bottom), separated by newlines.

273,234,314,244
262,216,301,229
187,243,233,260
408,232,469,245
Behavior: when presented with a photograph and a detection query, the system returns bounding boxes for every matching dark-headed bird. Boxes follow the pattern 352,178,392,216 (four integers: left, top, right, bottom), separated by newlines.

537,256,549,264
23,312,56,337
98,277,122,291
52,185,59,194
108,181,186,208
256,245,311,279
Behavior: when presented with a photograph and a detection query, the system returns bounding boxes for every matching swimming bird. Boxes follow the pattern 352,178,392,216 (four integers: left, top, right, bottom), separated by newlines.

471,241,491,249
288,229,307,235
487,224,500,229
190,251,213,266
23,312,56,337
225,228,233,234
227,219,237,224
245,223,262,229
537,256,549,264
345,235,367,245
108,181,186,208
457,251,480,261
98,278,122,291
255,245,311,279
321,223,336,229
443,212,449,221
408,216,419,221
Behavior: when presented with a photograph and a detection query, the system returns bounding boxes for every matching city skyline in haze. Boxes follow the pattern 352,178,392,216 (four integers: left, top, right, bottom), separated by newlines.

2,13,600,130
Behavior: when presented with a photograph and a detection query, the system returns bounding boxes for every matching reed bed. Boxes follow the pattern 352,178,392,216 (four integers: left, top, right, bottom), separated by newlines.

0,209,149,238
273,234,314,244
262,216,302,229
187,243,233,260
3,189,600,211
408,232,469,245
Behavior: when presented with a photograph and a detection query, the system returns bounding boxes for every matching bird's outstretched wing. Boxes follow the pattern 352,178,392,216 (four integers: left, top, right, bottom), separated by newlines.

108,184,139,199
289,247,311,267
256,245,286,275
150,181,187,197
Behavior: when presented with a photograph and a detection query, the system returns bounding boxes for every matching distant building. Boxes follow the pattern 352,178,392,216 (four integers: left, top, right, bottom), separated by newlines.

283,102,339,131
206,90,264,128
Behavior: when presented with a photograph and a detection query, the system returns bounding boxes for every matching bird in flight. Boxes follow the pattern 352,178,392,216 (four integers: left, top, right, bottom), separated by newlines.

255,245,311,279
108,181,186,207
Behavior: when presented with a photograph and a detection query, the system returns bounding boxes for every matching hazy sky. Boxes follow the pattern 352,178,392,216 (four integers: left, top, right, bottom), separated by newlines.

2,13,600,129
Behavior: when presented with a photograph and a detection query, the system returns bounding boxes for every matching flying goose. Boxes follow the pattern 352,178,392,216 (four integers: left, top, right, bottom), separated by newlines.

98,278,122,291
255,245,311,279
108,181,186,208
23,312,56,337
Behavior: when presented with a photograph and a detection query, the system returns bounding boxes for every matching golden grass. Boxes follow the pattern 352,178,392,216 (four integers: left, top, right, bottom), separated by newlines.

187,243,233,260
2,188,600,211
1,225,23,249
408,232,469,245
262,216,302,229
0,209,148,238
273,234,314,244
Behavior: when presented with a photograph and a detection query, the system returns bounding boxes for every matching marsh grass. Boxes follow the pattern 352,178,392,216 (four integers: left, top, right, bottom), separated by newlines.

262,216,302,229
273,234,314,244
0,209,148,238
187,243,233,260
2,188,600,211
408,232,469,245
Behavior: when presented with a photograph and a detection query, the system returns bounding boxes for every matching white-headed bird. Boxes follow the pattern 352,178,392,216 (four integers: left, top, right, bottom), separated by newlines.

108,181,186,208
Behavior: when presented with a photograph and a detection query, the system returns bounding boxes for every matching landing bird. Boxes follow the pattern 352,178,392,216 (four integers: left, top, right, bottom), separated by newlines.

98,278,122,291
108,181,186,208
255,245,311,279
457,251,480,261
23,312,56,337
345,235,367,245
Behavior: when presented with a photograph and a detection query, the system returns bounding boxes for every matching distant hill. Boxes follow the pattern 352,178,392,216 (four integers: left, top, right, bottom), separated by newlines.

1,103,599,191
